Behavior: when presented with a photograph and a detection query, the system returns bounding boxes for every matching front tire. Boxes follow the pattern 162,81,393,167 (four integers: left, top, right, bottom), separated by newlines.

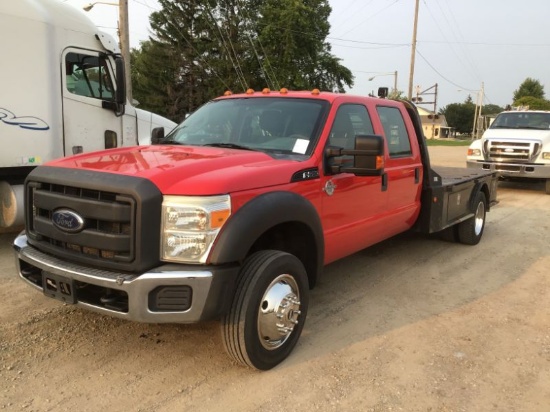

457,191,487,245
221,250,309,370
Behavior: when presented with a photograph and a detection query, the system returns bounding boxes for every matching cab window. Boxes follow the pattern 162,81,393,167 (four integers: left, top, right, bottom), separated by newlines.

65,52,114,101
328,104,374,150
376,106,412,157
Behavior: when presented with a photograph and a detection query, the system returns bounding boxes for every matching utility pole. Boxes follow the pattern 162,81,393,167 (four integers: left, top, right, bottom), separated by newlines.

472,82,485,139
408,0,420,99
118,0,132,103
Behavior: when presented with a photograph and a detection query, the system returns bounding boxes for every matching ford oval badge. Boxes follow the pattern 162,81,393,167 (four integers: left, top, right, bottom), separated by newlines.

52,209,85,233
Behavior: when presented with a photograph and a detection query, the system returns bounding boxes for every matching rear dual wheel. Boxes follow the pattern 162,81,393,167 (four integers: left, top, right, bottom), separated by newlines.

457,191,487,245
221,250,309,370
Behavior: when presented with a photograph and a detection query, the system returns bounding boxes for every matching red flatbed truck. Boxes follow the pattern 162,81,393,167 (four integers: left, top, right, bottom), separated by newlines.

14,89,498,369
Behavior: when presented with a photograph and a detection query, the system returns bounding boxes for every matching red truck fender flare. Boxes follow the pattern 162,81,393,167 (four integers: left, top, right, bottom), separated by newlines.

209,191,324,287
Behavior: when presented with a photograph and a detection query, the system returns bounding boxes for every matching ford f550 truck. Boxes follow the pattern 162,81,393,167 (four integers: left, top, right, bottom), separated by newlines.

467,109,550,194
14,90,498,370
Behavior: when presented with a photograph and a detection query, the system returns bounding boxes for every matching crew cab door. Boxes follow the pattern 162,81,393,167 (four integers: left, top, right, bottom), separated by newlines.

374,104,423,234
61,49,125,155
321,103,388,263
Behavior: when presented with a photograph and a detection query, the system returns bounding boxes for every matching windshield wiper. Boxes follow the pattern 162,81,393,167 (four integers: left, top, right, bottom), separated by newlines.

203,143,256,151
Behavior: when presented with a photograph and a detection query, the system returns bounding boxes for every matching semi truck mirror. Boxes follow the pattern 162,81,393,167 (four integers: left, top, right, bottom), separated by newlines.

103,56,127,115
115,56,126,105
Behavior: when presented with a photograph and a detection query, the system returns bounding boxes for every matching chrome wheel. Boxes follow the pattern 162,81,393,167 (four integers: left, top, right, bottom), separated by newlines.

474,200,485,236
457,191,486,245
221,250,309,370
257,274,301,350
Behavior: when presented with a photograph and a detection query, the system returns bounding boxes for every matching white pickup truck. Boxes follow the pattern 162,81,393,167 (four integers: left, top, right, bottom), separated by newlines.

467,109,550,194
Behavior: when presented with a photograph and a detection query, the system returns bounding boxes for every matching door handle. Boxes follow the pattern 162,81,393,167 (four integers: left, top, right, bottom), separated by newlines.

415,167,420,184
381,173,388,192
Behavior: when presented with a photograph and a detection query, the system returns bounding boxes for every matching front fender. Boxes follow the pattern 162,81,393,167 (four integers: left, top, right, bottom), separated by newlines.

209,191,324,280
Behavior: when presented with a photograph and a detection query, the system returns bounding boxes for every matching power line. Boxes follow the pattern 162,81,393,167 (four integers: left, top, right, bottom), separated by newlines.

416,48,471,91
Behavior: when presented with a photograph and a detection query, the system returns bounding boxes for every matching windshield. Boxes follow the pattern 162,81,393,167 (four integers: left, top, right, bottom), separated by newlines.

490,112,550,130
165,97,328,156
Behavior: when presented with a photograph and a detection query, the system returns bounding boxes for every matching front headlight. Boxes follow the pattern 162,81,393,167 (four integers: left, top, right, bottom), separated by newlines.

542,152,550,160
161,195,231,264
467,148,481,157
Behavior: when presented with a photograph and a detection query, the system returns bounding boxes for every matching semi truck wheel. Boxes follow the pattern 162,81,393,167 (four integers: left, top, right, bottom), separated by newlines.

457,191,486,245
221,250,309,370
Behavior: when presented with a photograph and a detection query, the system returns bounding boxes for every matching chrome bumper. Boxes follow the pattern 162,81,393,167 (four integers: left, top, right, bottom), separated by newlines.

14,234,239,323
467,160,550,179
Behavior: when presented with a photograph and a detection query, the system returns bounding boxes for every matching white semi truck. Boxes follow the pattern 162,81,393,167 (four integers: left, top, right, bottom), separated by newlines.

467,109,550,194
0,0,176,228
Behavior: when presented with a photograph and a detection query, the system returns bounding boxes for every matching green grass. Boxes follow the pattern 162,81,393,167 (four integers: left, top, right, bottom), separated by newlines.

425,138,472,146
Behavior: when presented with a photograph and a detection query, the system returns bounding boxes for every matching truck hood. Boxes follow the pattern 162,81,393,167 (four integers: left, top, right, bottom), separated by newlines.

483,128,550,143
46,145,308,195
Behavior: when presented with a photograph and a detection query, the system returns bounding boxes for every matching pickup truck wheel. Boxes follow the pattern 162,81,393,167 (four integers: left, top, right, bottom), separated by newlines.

221,250,309,370
457,191,486,245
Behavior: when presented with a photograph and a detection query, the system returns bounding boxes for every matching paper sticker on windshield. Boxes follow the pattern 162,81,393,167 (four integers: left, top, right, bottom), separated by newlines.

293,139,309,154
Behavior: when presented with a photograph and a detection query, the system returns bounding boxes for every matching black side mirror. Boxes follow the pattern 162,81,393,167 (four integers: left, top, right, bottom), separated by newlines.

326,134,385,176
151,127,165,145
378,87,389,98
114,56,126,106
102,55,126,115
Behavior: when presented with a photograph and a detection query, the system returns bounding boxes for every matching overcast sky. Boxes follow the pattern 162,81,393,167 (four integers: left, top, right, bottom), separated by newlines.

67,0,550,111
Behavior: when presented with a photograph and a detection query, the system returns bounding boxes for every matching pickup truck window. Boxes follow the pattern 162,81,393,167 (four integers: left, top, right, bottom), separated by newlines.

377,106,412,157
166,98,328,156
328,104,374,149
490,112,550,130
65,52,115,101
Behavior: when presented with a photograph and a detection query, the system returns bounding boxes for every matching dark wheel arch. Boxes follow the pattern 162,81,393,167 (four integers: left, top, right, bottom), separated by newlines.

209,191,324,287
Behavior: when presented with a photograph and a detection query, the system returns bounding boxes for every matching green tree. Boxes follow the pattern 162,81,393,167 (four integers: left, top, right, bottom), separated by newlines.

513,78,545,101
131,40,190,122
256,0,352,92
439,101,475,134
131,0,354,118
482,104,504,115
388,89,405,100
513,96,550,110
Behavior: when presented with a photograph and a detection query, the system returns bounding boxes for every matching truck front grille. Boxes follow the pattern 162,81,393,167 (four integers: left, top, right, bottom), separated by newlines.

24,166,163,272
483,139,541,162
28,182,136,263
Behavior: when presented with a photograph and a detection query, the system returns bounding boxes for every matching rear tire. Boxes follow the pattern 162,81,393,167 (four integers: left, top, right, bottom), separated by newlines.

457,191,486,245
221,250,309,370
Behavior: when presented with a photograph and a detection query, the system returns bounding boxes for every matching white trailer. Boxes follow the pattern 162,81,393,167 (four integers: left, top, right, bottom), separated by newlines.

0,0,176,228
